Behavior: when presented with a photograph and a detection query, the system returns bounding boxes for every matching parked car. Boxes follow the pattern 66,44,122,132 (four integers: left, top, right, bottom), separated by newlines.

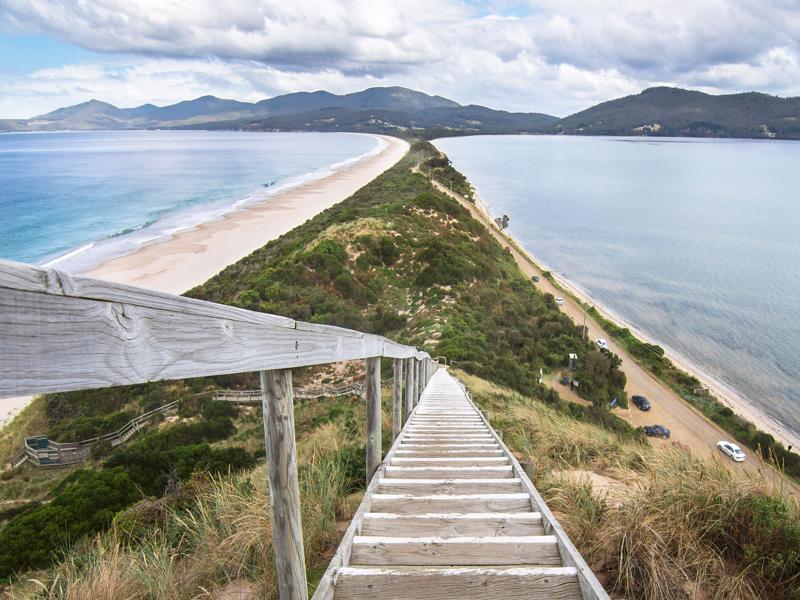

643,424,670,439
555,297,565,305
632,395,651,411
532,275,540,283
717,440,746,462
595,338,609,350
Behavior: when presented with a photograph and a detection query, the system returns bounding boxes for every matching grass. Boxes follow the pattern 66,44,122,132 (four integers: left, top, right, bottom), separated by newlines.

458,369,800,600
3,420,364,600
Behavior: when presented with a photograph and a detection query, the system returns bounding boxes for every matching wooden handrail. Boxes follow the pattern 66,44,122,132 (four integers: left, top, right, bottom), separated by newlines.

0,259,429,398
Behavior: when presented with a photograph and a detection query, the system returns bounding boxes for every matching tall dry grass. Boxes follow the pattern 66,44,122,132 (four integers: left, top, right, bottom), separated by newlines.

5,422,362,600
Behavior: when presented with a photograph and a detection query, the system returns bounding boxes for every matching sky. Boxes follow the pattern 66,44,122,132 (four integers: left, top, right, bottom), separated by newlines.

1,0,799,119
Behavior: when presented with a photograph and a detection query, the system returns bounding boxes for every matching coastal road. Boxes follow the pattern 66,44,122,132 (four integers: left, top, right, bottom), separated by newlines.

427,176,799,496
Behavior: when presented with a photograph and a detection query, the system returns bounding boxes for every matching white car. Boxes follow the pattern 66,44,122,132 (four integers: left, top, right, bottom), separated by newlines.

595,338,609,350
555,297,565,305
717,440,746,462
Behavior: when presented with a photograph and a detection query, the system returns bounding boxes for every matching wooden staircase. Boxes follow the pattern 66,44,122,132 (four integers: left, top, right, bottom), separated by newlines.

314,369,608,599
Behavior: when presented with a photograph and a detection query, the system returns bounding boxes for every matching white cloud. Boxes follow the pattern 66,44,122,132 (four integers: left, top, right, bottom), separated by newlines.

0,0,798,118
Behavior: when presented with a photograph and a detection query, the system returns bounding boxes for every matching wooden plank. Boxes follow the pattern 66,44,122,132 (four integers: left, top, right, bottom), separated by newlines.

333,567,582,599
370,493,532,514
0,259,429,398
392,358,403,441
402,436,495,443
394,449,505,457
400,441,497,446
403,357,414,421
350,535,561,566
405,426,489,432
385,466,514,479
360,512,544,537
377,478,523,495
260,369,307,600
365,357,381,484
390,457,509,467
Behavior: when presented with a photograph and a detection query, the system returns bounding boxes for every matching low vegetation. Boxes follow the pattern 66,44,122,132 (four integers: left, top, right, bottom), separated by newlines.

419,153,474,200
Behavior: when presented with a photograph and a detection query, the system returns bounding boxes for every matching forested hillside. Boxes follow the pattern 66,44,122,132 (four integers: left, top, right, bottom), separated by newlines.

555,86,800,139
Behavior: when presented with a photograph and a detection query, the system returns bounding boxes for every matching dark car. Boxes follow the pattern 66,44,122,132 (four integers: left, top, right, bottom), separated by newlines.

632,395,651,411
643,424,670,439
532,275,540,282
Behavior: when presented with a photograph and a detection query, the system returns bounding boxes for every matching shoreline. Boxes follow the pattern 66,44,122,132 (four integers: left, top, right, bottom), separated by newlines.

0,134,409,429
470,187,800,452
86,134,408,294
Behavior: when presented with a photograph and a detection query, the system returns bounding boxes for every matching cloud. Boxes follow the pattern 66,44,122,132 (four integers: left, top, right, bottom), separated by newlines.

1,0,798,118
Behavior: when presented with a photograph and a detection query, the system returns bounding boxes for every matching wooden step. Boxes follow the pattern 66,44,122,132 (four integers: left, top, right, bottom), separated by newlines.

377,478,523,495
360,512,545,537
399,443,499,450
405,428,490,434
385,466,514,479
332,566,582,599
350,535,561,566
394,449,505,457
369,493,531,513
402,436,495,443
408,419,482,423
391,457,508,467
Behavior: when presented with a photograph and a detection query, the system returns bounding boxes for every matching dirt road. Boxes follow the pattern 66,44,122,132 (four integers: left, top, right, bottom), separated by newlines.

428,176,798,495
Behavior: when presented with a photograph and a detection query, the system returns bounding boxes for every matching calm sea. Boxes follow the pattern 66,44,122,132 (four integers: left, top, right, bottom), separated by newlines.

434,135,800,440
0,130,381,271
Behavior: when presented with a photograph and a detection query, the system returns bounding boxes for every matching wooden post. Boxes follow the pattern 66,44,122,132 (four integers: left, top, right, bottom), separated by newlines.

365,357,381,483
417,359,424,402
404,357,414,420
413,359,420,406
521,459,537,483
392,358,403,441
260,369,308,600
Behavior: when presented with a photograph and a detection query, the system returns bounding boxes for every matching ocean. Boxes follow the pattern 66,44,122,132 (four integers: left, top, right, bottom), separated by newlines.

0,130,381,271
434,135,800,442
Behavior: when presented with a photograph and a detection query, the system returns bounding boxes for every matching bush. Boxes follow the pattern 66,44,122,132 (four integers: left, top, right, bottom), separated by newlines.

48,410,135,443
104,417,242,495
201,399,237,420
0,469,140,579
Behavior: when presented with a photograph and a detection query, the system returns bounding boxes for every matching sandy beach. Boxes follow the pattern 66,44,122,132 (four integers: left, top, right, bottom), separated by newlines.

431,179,800,483
0,134,409,429
87,134,409,294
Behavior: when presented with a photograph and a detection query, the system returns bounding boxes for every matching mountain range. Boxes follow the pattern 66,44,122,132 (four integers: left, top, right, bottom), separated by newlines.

2,86,799,140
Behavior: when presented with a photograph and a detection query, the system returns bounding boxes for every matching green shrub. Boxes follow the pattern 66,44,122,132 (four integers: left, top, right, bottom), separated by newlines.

201,399,238,420
0,469,140,579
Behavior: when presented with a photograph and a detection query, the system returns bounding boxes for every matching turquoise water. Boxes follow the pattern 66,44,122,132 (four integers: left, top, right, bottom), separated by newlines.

434,135,800,440
0,130,380,271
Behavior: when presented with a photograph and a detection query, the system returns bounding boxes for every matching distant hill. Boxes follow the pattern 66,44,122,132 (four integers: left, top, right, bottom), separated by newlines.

555,87,800,139
0,86,557,135
201,104,558,135
4,85,799,139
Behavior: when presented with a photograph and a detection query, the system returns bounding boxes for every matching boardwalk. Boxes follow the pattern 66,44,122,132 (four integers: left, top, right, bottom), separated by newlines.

314,369,607,599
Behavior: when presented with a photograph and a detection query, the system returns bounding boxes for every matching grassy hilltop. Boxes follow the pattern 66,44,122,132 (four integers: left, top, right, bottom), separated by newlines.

1,142,798,599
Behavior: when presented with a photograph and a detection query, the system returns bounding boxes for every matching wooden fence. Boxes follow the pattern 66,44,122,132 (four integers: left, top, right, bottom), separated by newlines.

0,258,435,600
11,401,179,468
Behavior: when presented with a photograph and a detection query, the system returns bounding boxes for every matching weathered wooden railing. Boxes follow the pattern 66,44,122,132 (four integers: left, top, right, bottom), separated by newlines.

0,259,436,600
9,400,179,469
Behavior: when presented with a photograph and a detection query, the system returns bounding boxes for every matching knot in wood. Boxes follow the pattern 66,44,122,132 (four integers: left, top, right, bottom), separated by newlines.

109,303,138,341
